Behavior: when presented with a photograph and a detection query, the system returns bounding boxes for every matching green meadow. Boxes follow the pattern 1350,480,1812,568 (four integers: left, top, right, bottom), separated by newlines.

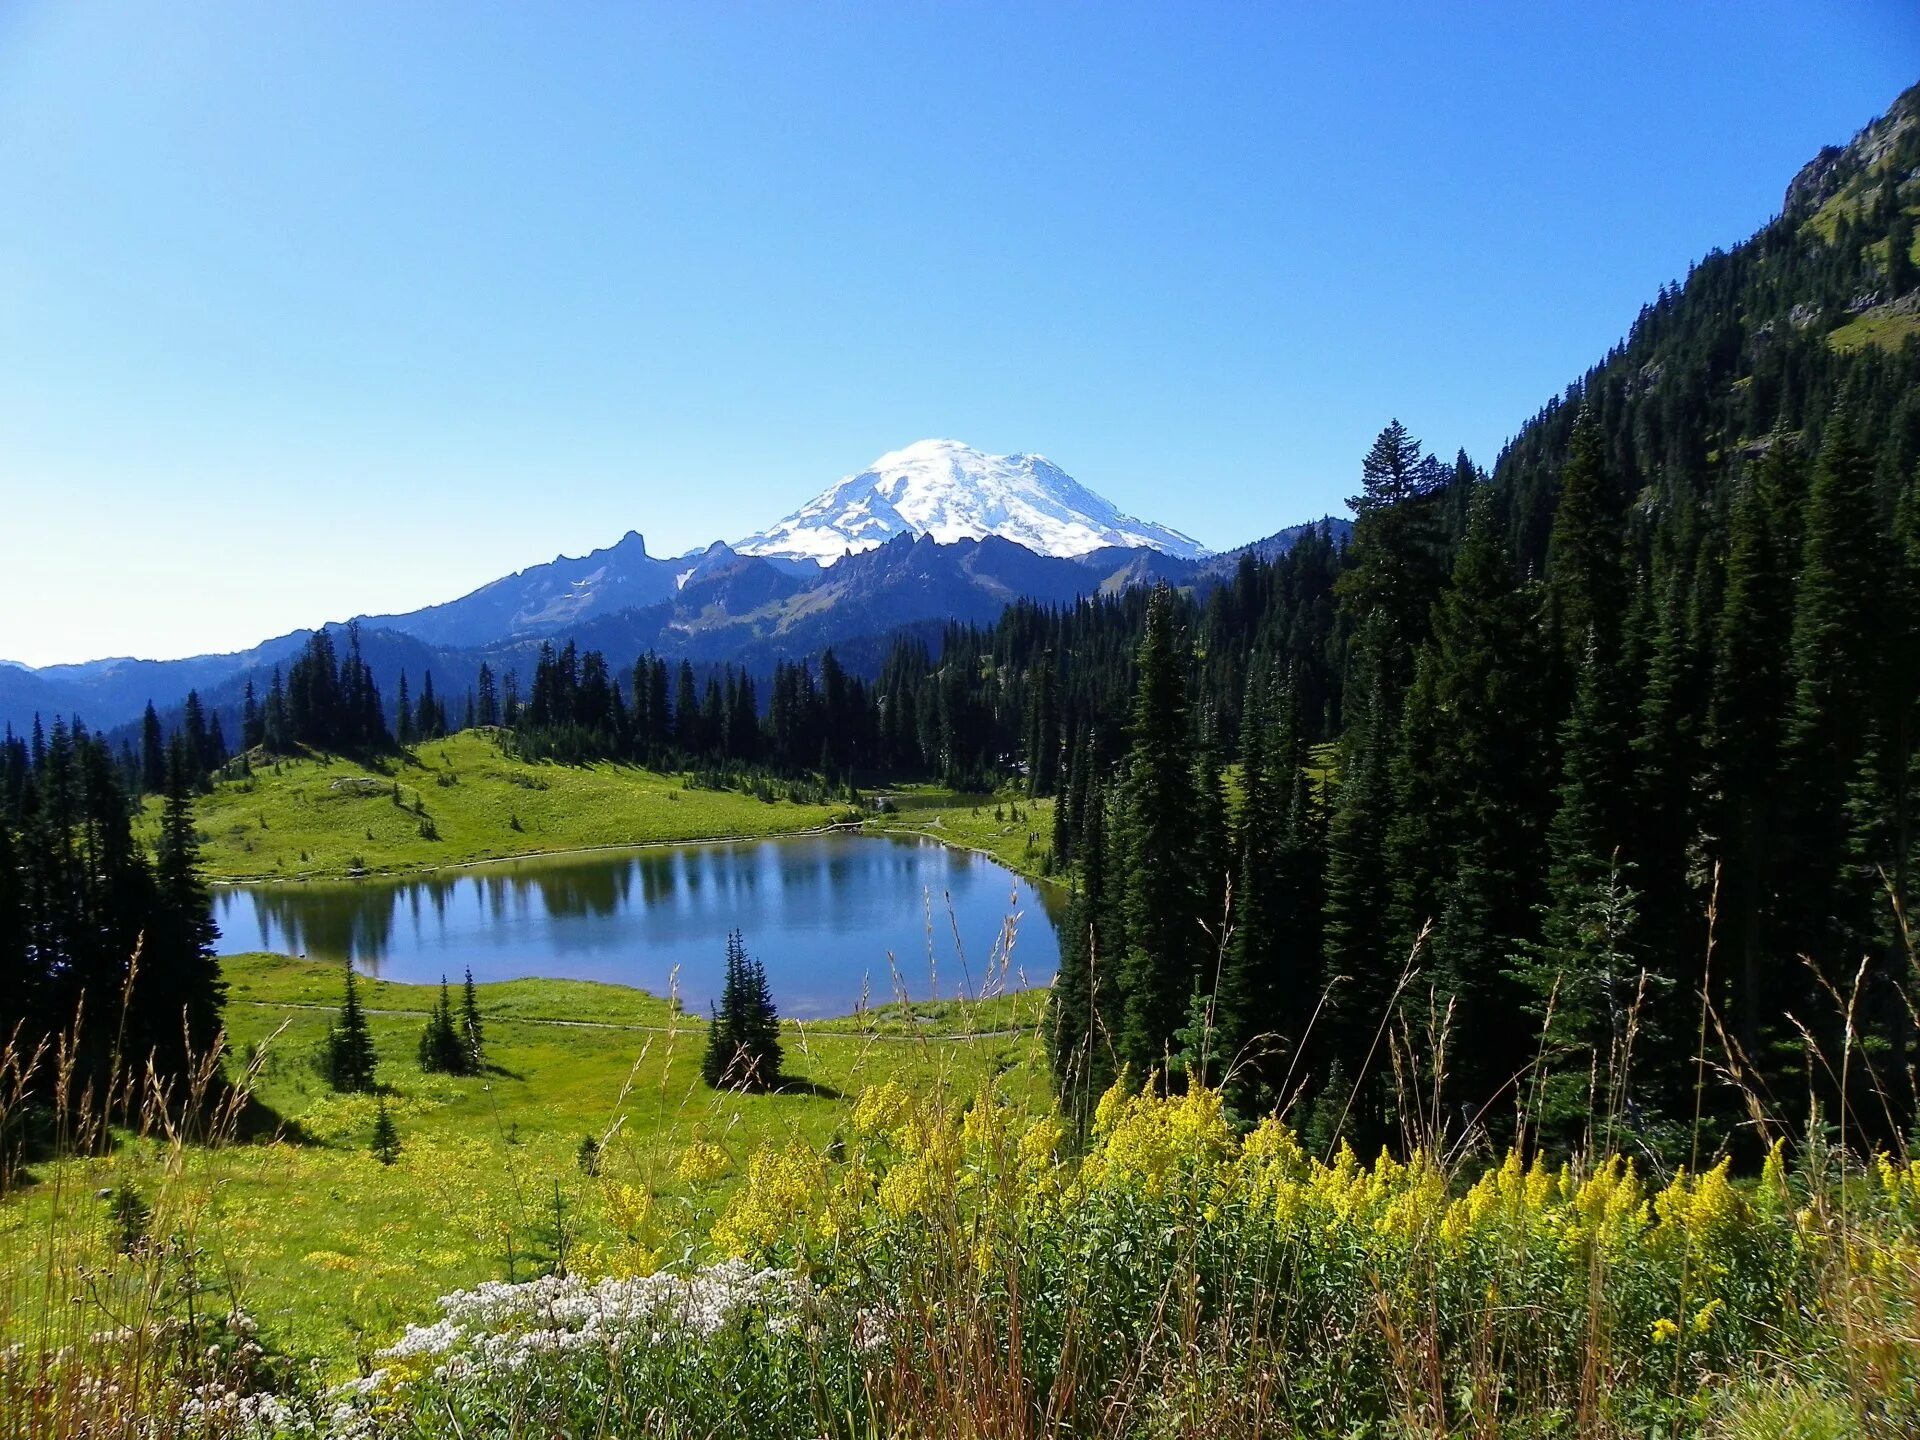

141,732,1065,887
144,732,856,882
866,783,1057,879
0,951,1050,1370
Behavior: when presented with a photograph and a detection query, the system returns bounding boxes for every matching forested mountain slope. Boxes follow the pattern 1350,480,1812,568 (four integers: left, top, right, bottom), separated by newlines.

948,81,1920,1157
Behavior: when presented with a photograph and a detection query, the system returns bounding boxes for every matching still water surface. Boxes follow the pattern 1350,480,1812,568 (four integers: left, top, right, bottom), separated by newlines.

212,833,1061,1017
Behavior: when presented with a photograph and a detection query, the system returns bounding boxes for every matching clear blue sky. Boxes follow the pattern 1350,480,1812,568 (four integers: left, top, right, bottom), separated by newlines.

1,3,1914,666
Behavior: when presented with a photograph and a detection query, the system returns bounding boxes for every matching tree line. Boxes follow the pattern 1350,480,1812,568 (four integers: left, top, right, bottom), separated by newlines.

1036,368,1917,1160
0,716,222,1111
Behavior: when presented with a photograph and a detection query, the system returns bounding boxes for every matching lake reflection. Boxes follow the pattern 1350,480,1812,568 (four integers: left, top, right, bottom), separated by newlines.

212,834,1061,1017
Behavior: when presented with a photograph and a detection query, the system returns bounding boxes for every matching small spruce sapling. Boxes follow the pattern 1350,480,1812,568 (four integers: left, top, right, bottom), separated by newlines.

460,967,486,1070
371,1099,401,1165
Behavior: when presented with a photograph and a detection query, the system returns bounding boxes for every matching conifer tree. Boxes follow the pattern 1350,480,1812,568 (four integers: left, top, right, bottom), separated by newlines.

1544,405,1624,673
1628,553,1710,1023
1516,630,1644,1140
476,663,500,728
702,930,781,1090
140,703,166,794
644,662,669,756
1049,769,1072,867
1049,779,1122,1122
241,679,263,750
371,1099,400,1165
1024,656,1061,797
1887,200,1916,297
1114,587,1202,1080
1189,707,1231,972
460,967,486,1071
265,667,289,750
1320,643,1398,1137
418,975,467,1074
1384,649,1447,957
1704,439,1800,1065
0,819,22,1048
1336,420,1447,699
1881,461,1920,983
1404,488,1551,1107
1053,723,1091,866
675,663,702,754
324,963,378,1093
141,740,226,1086
395,672,413,746
416,673,442,742
1271,688,1328,1060
1215,671,1282,1103
1780,399,1888,972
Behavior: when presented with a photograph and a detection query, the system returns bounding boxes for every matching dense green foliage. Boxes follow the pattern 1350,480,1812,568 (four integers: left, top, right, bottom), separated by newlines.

415,976,473,1077
0,718,224,1106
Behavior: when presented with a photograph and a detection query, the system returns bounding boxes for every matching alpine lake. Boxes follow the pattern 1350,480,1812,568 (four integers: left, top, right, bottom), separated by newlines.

212,831,1063,1018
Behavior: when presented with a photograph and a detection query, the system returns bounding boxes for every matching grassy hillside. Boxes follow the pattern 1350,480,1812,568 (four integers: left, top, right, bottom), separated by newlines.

145,732,855,881
867,784,1058,879
144,734,1075,886
1826,295,1920,353
1,952,1050,1368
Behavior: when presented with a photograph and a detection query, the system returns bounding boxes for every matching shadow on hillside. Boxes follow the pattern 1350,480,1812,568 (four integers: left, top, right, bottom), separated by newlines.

231,1088,316,1146
774,1076,846,1101
0,1087,317,1198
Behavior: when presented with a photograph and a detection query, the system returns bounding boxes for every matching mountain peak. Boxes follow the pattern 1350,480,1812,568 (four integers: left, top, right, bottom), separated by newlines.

734,439,1207,565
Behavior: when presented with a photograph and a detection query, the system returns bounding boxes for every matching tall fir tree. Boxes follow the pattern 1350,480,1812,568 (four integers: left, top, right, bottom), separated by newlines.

1049,778,1122,1124
1517,630,1645,1143
1336,420,1448,698
1403,487,1552,1116
140,703,166,794
476,663,500,728
324,963,378,1093
1544,404,1625,676
460,967,486,1070
1703,437,1801,1070
395,672,413,747
1114,587,1203,1081
1780,399,1888,975
1319,637,1399,1142
140,739,226,1090
1214,670,1328,1113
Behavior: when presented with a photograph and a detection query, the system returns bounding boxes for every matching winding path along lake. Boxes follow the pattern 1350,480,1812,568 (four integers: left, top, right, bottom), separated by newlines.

212,832,1062,1018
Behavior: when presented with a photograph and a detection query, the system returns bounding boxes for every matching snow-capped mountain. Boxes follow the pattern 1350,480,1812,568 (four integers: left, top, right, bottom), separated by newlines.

734,439,1208,565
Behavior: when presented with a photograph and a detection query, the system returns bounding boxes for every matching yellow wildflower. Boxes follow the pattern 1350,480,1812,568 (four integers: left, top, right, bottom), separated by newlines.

852,1080,913,1138
677,1141,732,1184
1018,1115,1065,1172
1092,1072,1132,1137
712,1143,826,1257
877,1157,936,1218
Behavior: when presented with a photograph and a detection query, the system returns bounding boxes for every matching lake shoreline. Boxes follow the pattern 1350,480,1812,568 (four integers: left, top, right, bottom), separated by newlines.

205,820,863,888
209,818,1065,892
